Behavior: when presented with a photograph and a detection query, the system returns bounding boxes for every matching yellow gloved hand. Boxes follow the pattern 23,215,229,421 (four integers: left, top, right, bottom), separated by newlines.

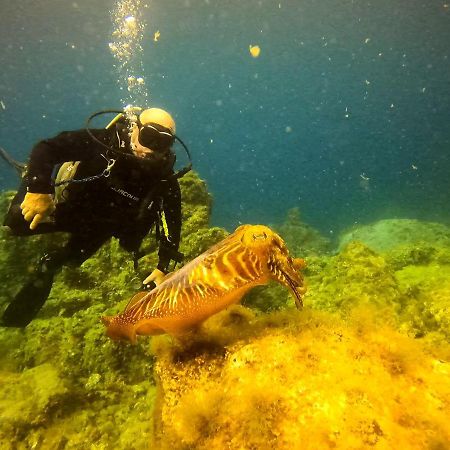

143,268,166,287
20,192,55,230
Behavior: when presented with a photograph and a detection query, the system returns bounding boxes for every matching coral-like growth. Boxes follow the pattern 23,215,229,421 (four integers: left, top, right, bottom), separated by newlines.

151,306,450,450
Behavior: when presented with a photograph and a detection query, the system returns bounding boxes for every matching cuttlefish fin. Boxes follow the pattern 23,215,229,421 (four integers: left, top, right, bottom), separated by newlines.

124,291,148,312
101,316,138,344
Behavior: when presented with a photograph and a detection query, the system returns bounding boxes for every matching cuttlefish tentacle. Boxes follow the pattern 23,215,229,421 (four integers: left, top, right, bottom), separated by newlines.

102,224,306,343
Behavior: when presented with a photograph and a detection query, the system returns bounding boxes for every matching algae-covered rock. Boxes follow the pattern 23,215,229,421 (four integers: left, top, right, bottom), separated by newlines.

0,364,68,441
151,306,450,450
308,221,450,352
306,241,404,315
338,218,450,253
394,262,450,344
386,242,450,271
274,207,332,256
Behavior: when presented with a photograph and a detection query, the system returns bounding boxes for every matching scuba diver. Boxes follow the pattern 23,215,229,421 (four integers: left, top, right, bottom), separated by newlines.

1,107,191,327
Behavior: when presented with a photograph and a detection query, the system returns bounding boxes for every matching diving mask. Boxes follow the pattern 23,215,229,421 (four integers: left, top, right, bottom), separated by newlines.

136,119,175,151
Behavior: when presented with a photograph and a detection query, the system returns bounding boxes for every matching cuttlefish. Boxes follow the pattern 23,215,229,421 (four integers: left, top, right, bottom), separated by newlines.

102,224,306,343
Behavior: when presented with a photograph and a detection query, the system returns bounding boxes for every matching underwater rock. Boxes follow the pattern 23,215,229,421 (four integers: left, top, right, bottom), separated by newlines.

306,236,450,355
306,241,404,314
394,261,450,348
274,207,332,256
338,218,450,253
151,307,450,450
0,363,68,442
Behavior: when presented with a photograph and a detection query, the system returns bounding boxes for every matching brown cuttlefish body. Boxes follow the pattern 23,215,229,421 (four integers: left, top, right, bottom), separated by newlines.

102,224,306,343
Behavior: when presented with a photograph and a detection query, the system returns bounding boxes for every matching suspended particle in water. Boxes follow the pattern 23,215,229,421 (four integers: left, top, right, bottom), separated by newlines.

249,45,261,58
124,15,137,33
359,173,371,191
154,30,161,42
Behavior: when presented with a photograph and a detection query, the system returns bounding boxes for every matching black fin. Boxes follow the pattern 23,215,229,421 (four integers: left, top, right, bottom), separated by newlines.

0,147,27,177
1,272,55,327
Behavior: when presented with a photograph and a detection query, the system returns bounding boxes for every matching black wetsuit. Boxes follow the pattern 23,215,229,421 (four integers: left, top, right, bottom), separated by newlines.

2,122,182,326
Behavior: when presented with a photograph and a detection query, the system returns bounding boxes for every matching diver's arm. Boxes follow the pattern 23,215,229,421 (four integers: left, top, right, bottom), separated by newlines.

157,178,182,273
21,129,110,230
26,129,109,194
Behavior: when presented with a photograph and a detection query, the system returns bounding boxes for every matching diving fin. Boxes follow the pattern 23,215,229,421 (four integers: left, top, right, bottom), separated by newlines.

0,147,27,177
1,271,55,327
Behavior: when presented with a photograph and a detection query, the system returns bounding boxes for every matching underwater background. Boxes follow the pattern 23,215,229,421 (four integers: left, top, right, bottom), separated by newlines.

1,1,450,449
1,0,449,234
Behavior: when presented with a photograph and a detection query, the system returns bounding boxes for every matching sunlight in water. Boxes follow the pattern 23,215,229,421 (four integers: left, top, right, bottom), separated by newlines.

109,0,148,115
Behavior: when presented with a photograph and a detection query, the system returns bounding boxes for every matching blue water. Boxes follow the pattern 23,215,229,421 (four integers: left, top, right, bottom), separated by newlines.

1,0,449,235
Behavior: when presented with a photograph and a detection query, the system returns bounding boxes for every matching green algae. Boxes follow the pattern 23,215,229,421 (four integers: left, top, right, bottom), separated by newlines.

306,241,405,314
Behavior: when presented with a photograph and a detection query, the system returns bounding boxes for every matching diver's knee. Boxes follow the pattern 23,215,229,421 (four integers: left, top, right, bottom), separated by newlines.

3,205,31,236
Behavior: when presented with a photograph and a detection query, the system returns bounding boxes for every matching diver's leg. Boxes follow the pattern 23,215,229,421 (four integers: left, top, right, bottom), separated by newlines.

1,232,110,327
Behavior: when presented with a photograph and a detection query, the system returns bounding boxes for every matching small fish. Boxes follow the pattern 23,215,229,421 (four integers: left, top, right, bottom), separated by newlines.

102,224,306,343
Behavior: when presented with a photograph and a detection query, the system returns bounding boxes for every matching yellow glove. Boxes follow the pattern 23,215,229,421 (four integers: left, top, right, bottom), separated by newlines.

143,268,166,286
20,192,55,230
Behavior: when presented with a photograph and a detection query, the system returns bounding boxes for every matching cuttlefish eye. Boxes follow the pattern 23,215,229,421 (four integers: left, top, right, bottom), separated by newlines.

252,232,268,241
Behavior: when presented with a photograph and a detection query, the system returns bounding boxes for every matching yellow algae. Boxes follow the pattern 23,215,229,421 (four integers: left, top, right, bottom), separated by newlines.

249,45,261,58
151,306,450,449
154,30,161,42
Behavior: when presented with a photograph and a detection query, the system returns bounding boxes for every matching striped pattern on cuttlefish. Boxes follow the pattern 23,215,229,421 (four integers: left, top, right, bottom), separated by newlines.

102,224,306,343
